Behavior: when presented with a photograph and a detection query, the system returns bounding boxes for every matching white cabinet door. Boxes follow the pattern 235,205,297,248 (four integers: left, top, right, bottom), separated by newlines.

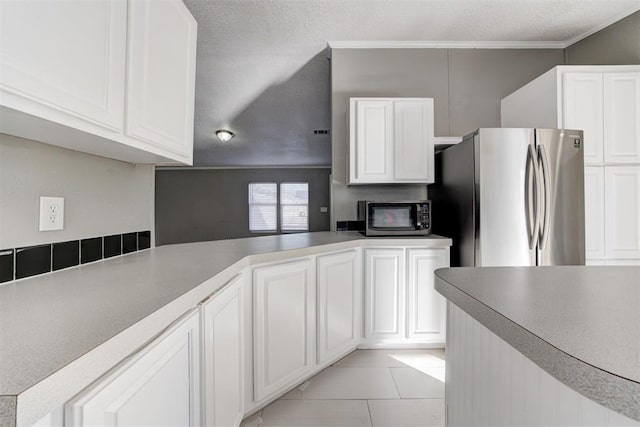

0,0,126,131
584,167,606,260
604,73,640,163
317,250,361,365
364,248,405,341
202,276,244,427
562,72,604,164
65,310,201,426
126,0,197,162
394,99,434,182
406,248,449,344
605,166,640,259
350,99,394,183
253,259,315,402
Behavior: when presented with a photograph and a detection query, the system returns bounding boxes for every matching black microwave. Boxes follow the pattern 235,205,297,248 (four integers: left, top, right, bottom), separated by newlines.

357,201,431,236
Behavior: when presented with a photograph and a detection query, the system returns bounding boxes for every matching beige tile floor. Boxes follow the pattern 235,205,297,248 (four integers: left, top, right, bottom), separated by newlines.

242,349,446,427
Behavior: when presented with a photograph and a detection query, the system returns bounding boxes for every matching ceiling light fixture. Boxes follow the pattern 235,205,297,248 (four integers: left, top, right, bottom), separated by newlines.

215,130,234,142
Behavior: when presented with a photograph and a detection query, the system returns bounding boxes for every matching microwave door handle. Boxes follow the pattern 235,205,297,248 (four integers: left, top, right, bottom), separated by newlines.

526,145,541,250
538,144,551,250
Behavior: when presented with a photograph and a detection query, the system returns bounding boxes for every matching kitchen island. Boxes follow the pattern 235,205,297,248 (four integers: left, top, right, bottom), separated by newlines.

0,232,451,426
435,266,640,425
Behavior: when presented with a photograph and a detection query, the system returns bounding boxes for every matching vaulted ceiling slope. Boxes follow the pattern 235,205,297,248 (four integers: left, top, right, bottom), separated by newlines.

183,0,640,167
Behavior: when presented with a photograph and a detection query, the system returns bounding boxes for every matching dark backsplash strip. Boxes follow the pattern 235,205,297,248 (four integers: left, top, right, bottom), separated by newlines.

336,220,365,232
15,245,51,280
0,230,151,284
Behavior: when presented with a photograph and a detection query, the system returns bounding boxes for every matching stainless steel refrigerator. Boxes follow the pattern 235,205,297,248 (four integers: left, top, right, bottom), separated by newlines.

430,128,585,267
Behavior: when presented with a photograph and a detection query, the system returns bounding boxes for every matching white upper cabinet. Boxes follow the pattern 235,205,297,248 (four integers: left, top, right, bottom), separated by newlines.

502,65,640,166
604,73,640,163
126,0,197,163
0,0,196,165
351,99,394,183
349,98,435,184
394,100,435,182
0,0,127,132
563,72,604,164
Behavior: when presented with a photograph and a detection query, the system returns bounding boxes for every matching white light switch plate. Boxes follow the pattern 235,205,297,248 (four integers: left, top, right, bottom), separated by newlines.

39,196,64,231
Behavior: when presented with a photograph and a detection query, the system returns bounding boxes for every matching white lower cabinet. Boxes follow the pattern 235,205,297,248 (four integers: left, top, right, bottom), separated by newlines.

316,250,361,365
253,259,316,403
201,275,244,427
59,243,451,427
605,166,640,260
363,247,450,347
65,310,201,426
406,248,449,343
364,248,406,342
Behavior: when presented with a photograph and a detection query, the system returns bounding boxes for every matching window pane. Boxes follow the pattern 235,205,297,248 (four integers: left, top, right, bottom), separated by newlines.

249,182,277,204
280,183,308,205
281,183,309,231
281,205,308,231
249,183,277,231
249,205,277,231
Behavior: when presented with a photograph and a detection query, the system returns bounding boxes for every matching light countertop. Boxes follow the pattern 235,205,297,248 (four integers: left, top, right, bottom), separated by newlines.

435,266,640,421
0,231,451,425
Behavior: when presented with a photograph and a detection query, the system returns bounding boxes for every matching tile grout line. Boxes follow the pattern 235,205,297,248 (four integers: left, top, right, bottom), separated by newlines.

365,399,374,427
388,366,403,399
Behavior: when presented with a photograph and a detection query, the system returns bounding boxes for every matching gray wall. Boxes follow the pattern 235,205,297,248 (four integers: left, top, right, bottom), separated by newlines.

566,11,640,65
155,168,331,245
0,134,154,249
330,48,565,222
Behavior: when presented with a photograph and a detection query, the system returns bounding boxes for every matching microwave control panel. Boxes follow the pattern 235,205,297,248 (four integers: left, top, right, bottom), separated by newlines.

417,203,430,230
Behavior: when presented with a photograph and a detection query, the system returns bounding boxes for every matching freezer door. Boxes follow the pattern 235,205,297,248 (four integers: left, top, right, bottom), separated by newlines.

535,129,585,265
476,128,537,266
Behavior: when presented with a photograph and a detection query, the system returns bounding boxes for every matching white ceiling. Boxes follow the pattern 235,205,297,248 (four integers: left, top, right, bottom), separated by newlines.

183,0,640,165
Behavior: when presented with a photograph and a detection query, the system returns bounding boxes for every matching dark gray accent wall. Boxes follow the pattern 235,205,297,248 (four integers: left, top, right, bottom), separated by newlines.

330,48,565,223
566,11,640,65
155,168,331,245
192,50,332,167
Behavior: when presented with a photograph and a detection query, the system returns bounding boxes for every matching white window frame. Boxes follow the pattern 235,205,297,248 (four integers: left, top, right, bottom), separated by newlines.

248,182,310,233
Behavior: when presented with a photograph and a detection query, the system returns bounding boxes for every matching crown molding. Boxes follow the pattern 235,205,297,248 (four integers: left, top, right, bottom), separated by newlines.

327,40,567,49
328,7,640,51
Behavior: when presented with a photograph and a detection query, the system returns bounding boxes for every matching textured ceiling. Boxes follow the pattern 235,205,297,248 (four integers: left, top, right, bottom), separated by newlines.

183,0,640,166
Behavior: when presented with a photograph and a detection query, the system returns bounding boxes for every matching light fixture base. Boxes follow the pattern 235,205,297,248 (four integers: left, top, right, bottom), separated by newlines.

215,130,235,142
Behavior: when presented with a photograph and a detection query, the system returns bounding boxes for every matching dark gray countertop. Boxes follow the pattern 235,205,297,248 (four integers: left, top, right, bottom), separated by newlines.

435,266,640,421
0,232,450,399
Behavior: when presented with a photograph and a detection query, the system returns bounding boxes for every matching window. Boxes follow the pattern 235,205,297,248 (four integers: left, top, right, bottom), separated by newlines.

280,183,309,231
248,182,309,232
248,183,277,232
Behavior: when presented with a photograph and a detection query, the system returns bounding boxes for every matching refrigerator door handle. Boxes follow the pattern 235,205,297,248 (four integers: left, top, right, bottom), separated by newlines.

538,144,551,250
526,145,541,250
